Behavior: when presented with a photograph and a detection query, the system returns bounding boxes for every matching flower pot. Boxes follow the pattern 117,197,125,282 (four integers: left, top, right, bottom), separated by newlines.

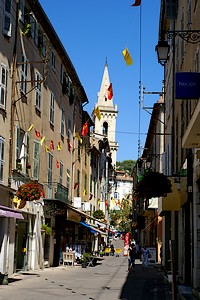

81,262,87,268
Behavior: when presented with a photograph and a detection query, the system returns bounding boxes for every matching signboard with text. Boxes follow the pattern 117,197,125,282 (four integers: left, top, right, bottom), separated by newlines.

176,72,200,99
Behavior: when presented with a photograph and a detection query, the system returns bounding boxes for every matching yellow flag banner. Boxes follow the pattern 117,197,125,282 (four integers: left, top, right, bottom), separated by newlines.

40,136,46,146
75,132,82,144
67,172,71,178
45,146,49,153
57,142,61,151
94,107,101,120
122,48,133,66
28,124,34,132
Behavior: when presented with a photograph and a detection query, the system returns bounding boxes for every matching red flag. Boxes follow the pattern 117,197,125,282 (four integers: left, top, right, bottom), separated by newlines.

35,129,40,138
67,138,73,151
56,160,60,168
81,121,89,136
74,182,78,189
107,83,113,100
50,140,54,150
131,0,141,6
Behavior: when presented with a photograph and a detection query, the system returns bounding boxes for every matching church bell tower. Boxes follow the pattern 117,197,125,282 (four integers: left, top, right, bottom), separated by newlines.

93,62,118,167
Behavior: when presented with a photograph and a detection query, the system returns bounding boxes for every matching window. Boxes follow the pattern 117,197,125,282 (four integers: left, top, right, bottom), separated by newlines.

94,178,96,197
59,161,63,184
51,50,56,70
3,0,12,37
38,31,46,57
0,137,5,182
47,152,53,198
33,141,40,179
103,122,108,136
50,92,55,125
66,168,70,190
61,108,65,137
187,0,191,30
20,54,27,95
30,14,38,46
35,72,42,110
90,174,92,194
78,141,81,161
0,65,7,109
60,64,64,84
19,0,25,23
15,127,29,172
84,174,87,193
195,49,200,72
48,152,53,184
67,118,72,140
77,170,80,196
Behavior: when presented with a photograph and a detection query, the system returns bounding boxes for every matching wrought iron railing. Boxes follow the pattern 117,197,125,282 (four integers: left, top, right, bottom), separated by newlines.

43,182,69,204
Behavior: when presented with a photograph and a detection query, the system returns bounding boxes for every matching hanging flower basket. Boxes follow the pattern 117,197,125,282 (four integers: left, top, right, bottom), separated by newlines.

135,171,172,199
16,182,45,202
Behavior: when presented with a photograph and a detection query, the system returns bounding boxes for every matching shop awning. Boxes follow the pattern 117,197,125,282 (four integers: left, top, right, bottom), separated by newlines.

66,203,107,225
0,205,24,219
80,221,107,236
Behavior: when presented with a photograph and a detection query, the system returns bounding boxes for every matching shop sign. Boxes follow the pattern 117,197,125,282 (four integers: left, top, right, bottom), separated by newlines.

176,72,200,99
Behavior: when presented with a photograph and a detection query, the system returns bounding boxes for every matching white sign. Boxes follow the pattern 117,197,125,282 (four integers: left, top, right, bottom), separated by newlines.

74,197,81,208
147,247,156,265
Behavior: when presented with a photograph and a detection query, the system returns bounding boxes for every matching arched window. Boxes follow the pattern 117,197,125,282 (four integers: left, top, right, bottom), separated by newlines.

102,122,108,136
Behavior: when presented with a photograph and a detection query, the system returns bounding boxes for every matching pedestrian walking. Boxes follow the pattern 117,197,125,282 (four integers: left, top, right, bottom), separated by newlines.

136,241,141,259
128,243,136,271
141,244,149,269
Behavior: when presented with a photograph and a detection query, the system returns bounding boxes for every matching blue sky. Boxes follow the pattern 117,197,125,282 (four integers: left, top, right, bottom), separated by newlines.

39,0,163,162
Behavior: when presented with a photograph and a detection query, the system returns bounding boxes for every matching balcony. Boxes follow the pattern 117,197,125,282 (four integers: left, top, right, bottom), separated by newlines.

43,182,69,204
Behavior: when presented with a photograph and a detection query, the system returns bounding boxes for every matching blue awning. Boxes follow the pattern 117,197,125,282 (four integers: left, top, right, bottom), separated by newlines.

80,221,107,236
80,221,97,233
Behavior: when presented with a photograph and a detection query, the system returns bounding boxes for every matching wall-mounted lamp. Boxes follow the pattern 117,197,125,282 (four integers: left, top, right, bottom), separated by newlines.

155,40,170,66
145,157,152,169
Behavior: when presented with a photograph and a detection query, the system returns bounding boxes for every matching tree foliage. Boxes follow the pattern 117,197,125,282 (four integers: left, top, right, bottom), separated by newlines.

93,209,105,220
116,160,136,174
110,197,132,233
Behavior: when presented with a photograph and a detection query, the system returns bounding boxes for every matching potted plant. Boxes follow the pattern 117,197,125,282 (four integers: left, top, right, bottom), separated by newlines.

135,171,172,199
41,224,51,235
81,252,91,268
99,251,105,257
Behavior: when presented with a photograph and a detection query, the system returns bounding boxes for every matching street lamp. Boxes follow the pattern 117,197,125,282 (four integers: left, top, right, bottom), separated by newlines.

155,40,170,66
145,157,152,169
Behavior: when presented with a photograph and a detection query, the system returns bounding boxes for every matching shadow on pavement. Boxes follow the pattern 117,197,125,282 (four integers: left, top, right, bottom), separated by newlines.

119,263,172,300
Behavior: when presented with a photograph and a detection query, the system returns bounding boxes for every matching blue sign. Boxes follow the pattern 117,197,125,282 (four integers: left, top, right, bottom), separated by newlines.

176,72,200,99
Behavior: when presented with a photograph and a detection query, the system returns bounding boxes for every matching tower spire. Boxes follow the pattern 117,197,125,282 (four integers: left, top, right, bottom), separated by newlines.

94,63,118,166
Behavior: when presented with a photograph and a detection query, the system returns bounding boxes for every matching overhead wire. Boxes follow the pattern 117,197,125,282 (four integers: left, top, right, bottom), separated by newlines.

138,4,142,159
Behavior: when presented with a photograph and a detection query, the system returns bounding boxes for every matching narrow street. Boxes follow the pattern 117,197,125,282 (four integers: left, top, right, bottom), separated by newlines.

0,239,172,300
